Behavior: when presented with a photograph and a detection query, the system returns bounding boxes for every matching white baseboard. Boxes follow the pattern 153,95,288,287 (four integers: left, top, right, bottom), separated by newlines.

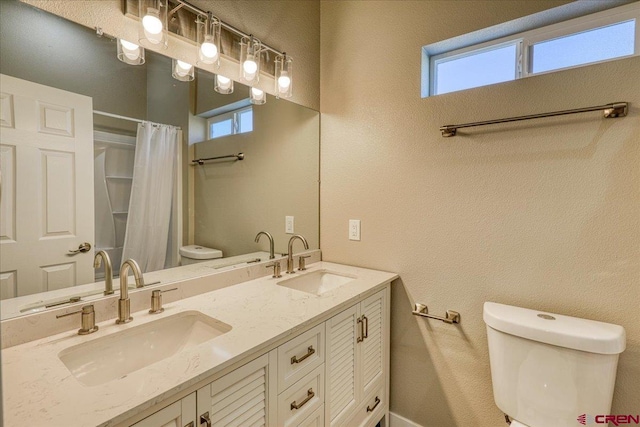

389,412,424,427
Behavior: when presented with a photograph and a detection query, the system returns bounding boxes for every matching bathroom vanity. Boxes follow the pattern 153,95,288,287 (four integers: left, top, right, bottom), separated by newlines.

1,262,396,427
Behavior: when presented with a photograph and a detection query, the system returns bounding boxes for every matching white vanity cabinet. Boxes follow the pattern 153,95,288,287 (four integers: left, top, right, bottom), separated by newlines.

132,393,197,427
197,352,278,427
325,289,388,427
126,286,389,427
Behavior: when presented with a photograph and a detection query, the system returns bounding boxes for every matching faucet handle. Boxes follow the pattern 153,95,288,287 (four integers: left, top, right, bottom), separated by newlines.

298,255,311,271
56,305,99,335
266,261,282,278
149,288,177,314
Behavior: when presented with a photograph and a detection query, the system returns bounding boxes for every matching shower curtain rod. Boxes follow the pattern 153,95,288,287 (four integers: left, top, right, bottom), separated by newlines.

93,110,182,130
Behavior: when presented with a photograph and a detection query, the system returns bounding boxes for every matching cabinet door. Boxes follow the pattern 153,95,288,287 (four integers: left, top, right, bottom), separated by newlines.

325,304,359,427
132,393,196,427
196,351,277,427
359,290,386,397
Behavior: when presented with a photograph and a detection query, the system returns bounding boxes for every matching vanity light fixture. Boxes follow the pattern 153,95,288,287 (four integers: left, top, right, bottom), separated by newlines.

240,36,262,85
117,39,145,65
250,87,266,105
196,12,221,67
139,0,168,49
172,59,195,81
275,53,293,98
214,75,234,94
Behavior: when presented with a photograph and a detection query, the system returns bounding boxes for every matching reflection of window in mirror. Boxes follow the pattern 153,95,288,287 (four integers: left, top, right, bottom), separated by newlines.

207,106,253,139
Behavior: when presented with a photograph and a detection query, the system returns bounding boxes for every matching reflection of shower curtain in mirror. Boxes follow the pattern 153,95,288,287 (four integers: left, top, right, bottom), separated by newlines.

122,122,179,273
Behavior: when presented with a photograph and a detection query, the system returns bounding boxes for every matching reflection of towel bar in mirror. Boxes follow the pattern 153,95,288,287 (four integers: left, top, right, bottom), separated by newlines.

412,303,460,324
192,153,245,165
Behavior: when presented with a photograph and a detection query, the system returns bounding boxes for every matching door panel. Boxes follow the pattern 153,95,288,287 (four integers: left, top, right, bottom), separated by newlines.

0,74,94,298
325,304,358,427
361,291,385,396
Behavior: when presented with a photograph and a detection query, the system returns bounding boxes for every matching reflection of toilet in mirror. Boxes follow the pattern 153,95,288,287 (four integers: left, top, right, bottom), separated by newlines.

179,245,223,265
484,302,626,427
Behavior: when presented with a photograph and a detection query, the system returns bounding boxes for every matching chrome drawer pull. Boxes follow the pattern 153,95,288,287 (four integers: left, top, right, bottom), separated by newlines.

290,388,315,410
357,316,364,343
200,412,211,427
366,396,381,413
363,315,369,339
291,345,315,364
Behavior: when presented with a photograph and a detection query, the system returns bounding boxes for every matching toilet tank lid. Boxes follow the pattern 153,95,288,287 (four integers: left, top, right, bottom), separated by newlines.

179,245,223,260
483,302,626,355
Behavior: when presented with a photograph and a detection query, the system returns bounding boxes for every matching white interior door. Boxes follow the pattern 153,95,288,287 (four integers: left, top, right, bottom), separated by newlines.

0,74,94,298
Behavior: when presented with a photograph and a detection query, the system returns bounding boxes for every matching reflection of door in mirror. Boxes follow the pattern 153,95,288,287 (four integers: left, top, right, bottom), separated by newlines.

0,74,94,299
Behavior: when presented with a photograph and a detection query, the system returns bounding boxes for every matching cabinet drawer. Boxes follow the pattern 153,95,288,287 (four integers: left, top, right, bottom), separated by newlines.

344,383,385,427
278,323,325,392
297,405,324,427
277,365,324,427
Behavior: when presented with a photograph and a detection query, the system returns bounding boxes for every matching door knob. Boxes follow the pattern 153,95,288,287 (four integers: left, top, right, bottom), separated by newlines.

68,242,92,254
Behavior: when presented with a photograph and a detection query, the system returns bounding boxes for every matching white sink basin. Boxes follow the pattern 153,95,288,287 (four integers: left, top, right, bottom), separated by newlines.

277,269,356,295
58,311,231,386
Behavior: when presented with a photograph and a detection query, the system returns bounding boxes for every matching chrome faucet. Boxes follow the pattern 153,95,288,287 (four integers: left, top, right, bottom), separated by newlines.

286,234,309,274
116,259,144,324
255,231,275,259
93,250,114,295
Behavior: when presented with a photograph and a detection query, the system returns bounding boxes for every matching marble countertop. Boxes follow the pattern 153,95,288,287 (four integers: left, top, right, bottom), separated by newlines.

2,262,397,427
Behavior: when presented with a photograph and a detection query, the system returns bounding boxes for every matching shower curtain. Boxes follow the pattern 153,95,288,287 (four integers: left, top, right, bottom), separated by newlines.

122,122,179,273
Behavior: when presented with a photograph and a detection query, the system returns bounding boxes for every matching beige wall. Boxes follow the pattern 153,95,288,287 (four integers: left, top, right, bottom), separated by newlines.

320,1,639,426
21,0,320,111
193,94,320,257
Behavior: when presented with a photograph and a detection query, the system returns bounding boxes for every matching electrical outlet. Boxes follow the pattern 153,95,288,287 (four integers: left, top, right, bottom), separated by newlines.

349,219,361,241
285,216,294,234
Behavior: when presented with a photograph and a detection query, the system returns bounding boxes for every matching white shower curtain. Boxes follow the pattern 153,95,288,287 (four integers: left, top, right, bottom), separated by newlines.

122,122,179,273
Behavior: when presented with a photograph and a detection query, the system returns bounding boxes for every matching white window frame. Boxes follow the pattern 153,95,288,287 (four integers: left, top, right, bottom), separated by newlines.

430,39,523,97
428,3,640,96
207,106,253,140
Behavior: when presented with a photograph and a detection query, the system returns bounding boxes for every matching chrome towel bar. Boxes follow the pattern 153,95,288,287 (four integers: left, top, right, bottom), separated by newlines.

191,152,244,165
440,102,628,137
412,303,460,324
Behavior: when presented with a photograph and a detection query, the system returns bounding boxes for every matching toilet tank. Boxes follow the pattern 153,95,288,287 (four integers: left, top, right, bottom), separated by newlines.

484,302,625,427
179,245,223,265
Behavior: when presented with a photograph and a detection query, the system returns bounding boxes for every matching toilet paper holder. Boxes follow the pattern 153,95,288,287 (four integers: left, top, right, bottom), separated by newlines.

412,303,460,324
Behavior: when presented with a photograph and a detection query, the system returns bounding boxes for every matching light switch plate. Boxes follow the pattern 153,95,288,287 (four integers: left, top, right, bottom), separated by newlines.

349,219,361,241
286,216,294,234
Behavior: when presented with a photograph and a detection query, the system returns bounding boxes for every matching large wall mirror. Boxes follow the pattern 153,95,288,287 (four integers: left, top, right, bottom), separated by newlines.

0,0,319,319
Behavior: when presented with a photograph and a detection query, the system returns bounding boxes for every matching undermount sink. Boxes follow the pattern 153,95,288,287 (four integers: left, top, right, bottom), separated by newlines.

58,311,231,386
277,269,356,295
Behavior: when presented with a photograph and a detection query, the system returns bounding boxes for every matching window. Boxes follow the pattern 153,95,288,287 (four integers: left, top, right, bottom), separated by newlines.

207,106,253,139
425,4,639,96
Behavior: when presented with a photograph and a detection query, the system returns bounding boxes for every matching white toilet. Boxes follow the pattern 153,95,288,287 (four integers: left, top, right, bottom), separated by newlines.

484,302,626,427
179,245,223,265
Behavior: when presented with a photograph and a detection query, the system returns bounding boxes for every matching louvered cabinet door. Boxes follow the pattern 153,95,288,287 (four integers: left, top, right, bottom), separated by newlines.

359,290,386,397
132,393,196,427
325,304,359,427
197,352,277,427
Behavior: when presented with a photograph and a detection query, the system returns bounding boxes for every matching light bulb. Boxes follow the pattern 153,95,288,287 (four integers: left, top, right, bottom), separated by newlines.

200,41,218,60
278,72,291,92
251,88,264,99
142,10,162,34
217,75,231,89
120,39,141,61
175,60,192,77
243,56,258,75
